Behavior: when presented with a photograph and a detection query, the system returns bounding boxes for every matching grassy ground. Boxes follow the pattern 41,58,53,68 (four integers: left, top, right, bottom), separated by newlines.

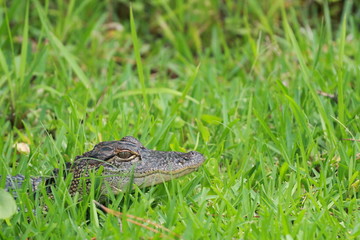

1,0,359,239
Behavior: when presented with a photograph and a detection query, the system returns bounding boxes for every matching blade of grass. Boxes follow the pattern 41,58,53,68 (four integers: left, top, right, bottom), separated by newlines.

19,0,29,87
130,5,148,109
113,87,199,104
0,50,14,109
337,14,346,137
93,200,179,239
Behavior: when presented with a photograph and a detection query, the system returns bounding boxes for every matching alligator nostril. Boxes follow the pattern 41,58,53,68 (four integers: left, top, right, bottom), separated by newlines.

185,151,194,159
189,151,198,156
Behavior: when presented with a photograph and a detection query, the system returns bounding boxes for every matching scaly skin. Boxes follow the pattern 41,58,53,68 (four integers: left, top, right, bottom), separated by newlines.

3,136,205,196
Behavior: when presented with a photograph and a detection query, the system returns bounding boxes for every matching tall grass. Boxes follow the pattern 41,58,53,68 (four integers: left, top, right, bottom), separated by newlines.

0,0,359,239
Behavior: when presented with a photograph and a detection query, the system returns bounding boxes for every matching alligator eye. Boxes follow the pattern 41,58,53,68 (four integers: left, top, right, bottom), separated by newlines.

116,150,138,161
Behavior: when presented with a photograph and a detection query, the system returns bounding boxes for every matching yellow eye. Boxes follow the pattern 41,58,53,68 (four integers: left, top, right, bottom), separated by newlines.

116,150,137,160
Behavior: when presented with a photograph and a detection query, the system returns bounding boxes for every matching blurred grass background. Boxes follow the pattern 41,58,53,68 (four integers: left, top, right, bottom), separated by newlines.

0,0,359,239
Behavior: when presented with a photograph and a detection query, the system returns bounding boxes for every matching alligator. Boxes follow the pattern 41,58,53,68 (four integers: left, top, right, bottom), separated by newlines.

3,136,205,197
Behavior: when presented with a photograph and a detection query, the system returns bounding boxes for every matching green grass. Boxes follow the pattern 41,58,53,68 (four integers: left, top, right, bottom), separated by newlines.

1,0,359,239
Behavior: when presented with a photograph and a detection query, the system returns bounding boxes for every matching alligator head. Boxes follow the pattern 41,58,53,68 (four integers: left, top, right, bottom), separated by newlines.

68,136,205,194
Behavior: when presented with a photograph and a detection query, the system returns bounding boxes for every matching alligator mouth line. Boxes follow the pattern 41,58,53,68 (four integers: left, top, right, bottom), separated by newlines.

133,164,203,178
102,162,203,179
